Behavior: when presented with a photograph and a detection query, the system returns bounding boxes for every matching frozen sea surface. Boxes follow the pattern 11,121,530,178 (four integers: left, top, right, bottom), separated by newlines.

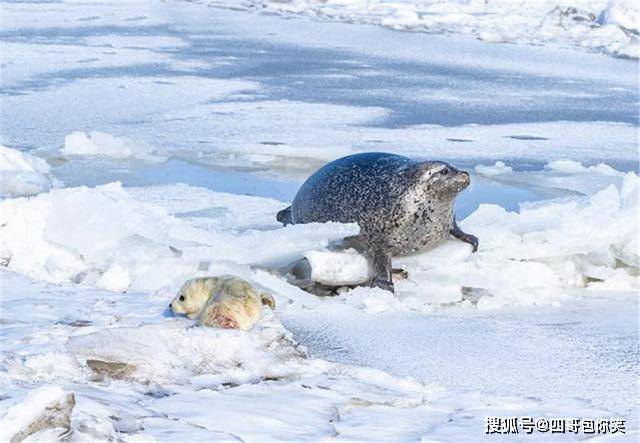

0,0,638,441
2,0,638,169
214,0,639,59
283,294,640,418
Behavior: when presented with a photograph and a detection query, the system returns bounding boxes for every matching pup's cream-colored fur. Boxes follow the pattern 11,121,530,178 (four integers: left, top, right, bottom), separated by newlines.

170,277,225,319
170,276,275,330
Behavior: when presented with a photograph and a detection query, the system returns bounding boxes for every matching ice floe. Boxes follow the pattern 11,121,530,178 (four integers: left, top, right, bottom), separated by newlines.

0,145,57,198
0,182,357,293
475,159,633,196
62,131,166,163
474,161,514,177
305,249,372,286
0,162,637,313
238,0,639,58
386,171,637,310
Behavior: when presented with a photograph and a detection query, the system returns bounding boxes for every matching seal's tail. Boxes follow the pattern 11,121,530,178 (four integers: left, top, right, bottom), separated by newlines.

276,206,292,226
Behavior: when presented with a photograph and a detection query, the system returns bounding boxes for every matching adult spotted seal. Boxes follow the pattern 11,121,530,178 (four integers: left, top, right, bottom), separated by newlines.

277,152,478,292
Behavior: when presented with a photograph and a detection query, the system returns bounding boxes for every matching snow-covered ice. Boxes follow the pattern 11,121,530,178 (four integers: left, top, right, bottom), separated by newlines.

0,182,358,292
1,0,638,440
1,270,633,441
293,167,639,309
0,386,75,442
1,167,635,307
228,0,640,58
0,167,637,439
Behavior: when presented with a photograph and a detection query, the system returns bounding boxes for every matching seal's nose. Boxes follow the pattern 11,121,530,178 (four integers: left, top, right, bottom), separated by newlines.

169,303,172,309
460,171,470,184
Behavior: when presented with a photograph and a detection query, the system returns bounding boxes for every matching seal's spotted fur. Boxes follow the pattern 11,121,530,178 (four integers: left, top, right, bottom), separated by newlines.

277,152,478,292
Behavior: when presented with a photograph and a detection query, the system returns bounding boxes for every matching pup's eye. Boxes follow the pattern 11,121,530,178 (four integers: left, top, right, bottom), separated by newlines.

179,295,185,301
440,168,449,176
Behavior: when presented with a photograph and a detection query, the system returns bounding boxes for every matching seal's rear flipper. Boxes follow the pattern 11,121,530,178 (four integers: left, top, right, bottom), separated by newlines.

450,218,479,253
276,206,292,226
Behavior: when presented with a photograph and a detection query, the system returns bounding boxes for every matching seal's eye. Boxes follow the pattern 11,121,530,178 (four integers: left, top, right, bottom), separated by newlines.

179,295,185,301
440,168,449,176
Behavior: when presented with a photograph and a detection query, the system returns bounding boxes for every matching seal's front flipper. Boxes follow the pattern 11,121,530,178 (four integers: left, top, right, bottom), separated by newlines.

337,237,396,292
369,250,394,293
450,218,479,253
276,206,292,226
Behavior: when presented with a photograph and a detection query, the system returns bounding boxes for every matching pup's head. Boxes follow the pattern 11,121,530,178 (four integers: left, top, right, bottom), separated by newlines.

418,161,470,197
170,277,221,319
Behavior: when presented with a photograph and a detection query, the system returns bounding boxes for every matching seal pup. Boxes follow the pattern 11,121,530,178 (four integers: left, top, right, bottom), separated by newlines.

170,276,276,330
277,152,478,292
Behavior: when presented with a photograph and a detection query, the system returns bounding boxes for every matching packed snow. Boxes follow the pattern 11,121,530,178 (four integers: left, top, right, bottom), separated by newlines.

228,0,640,58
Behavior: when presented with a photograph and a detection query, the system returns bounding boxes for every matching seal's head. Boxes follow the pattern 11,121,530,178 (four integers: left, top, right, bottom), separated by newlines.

170,277,222,319
418,161,470,197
